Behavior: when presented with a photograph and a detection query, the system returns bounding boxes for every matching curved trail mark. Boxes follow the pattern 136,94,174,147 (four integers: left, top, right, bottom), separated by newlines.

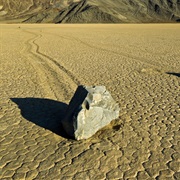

44,31,163,71
31,33,81,86
21,29,79,101
65,35,163,70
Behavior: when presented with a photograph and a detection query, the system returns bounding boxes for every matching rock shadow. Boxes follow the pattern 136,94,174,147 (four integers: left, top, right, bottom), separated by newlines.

166,72,180,77
11,97,70,138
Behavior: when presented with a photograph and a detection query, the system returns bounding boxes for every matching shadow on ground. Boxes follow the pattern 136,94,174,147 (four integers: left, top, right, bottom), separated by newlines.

166,72,180,77
11,98,70,138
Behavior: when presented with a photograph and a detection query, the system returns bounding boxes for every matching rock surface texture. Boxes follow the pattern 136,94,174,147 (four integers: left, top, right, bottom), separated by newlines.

62,85,120,140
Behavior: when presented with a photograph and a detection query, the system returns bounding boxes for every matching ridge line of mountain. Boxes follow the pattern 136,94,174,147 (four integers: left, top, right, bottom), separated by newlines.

0,0,180,23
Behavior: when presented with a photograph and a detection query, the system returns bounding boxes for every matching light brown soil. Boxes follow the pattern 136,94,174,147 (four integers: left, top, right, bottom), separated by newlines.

0,24,179,179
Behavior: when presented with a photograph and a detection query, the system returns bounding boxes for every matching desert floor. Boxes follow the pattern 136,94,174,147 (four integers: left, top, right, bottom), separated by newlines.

0,24,179,179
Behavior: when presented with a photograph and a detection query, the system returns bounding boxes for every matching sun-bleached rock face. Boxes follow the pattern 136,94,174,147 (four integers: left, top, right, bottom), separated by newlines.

62,85,120,140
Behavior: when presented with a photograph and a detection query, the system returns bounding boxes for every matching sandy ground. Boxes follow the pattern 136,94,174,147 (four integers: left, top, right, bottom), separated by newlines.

0,24,179,179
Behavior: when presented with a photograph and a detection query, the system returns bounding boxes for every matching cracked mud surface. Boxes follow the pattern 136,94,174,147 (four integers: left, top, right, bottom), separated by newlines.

0,24,179,179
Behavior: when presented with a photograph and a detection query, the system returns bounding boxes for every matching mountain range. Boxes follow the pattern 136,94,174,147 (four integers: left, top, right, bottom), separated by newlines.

0,0,180,23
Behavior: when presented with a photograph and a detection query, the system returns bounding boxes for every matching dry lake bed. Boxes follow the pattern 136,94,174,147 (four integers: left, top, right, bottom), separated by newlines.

0,24,179,179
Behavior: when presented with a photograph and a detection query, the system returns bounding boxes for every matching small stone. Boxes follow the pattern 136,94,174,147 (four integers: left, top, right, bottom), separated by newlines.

62,85,120,140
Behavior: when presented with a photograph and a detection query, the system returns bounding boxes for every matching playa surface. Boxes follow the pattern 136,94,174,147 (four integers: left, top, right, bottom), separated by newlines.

0,24,179,179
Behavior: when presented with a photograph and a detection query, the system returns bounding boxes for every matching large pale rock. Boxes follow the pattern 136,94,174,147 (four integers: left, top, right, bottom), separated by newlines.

62,85,119,140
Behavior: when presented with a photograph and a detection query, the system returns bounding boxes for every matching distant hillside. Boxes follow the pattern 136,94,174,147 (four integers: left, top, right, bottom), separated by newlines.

0,0,180,23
